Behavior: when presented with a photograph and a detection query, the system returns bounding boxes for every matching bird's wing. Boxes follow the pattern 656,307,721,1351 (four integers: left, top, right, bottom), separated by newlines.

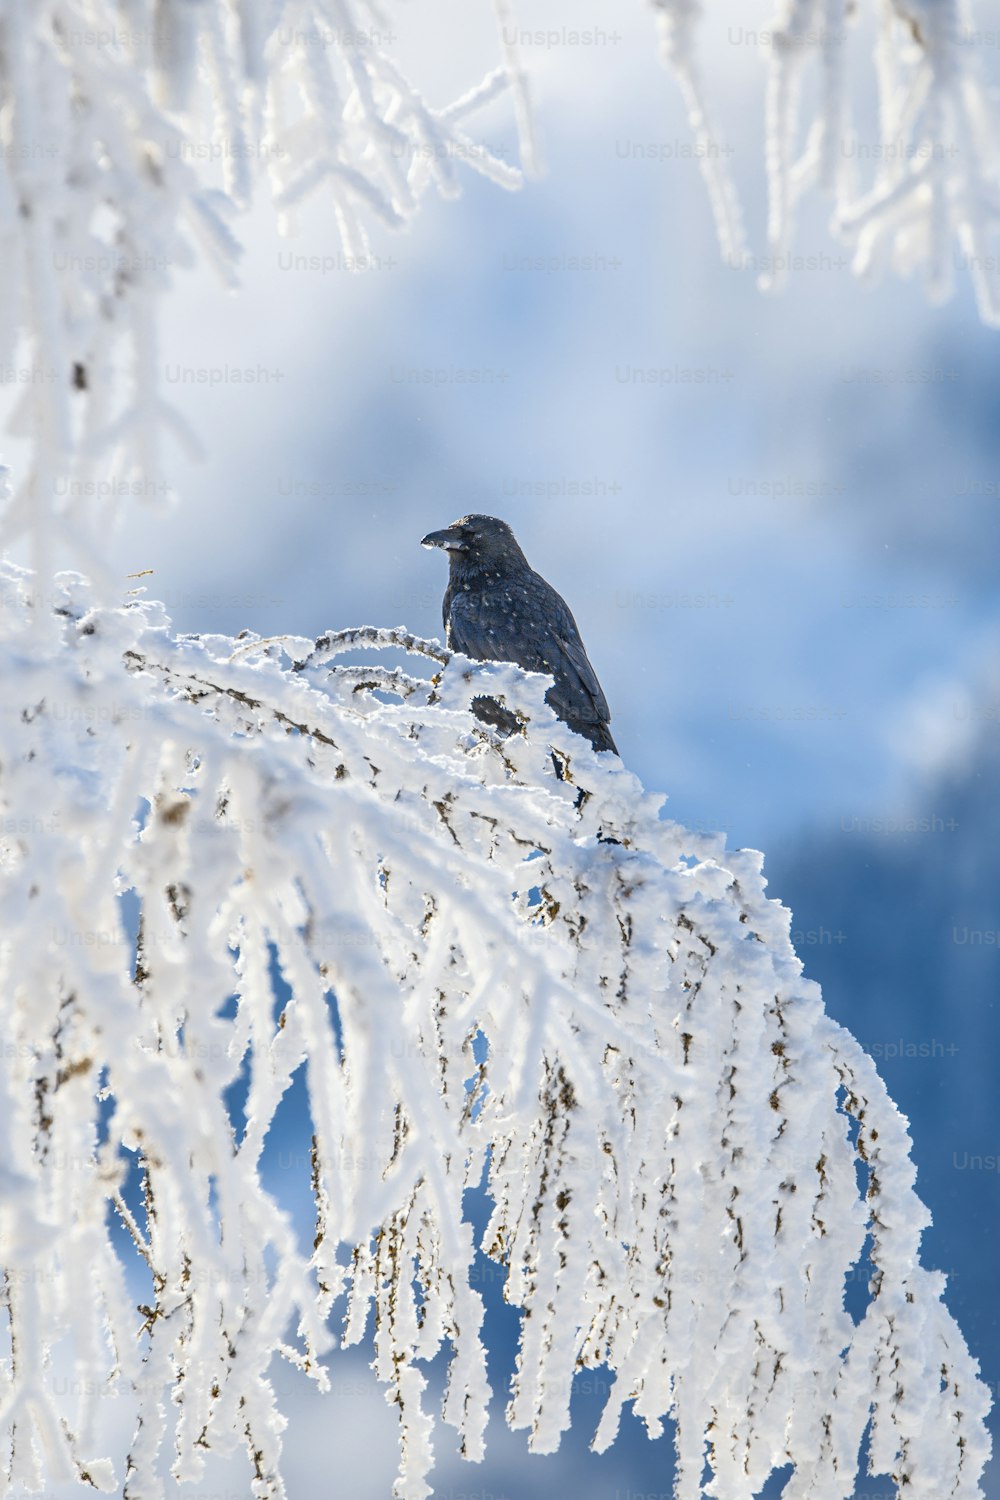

445,571,612,731
504,581,611,725
547,610,611,726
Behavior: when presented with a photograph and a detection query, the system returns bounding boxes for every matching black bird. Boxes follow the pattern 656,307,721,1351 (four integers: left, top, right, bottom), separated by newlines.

420,514,618,755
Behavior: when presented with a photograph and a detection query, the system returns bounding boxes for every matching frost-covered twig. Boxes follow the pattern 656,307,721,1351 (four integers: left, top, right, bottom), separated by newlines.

838,0,1000,325
653,0,749,268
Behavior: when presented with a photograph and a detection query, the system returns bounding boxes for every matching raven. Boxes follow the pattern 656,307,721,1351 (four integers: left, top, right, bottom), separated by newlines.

420,514,618,755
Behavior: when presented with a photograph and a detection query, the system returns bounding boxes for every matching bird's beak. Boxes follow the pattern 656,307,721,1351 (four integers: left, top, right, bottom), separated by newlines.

420,526,466,551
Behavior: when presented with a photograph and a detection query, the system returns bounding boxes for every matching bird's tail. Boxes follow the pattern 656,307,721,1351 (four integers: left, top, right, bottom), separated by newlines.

568,720,619,756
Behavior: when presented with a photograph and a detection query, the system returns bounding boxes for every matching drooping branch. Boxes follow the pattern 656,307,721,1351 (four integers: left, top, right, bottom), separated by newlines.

654,0,1000,322
0,565,990,1498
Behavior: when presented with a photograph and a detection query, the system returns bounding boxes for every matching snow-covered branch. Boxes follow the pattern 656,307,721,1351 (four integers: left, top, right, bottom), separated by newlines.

655,0,1000,323
0,565,990,1498
0,2,525,578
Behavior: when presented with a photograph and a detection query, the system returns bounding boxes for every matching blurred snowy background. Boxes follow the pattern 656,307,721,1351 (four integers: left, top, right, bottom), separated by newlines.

10,0,999,1495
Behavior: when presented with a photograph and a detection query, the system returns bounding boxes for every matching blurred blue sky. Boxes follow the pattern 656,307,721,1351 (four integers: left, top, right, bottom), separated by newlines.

21,1,1000,1494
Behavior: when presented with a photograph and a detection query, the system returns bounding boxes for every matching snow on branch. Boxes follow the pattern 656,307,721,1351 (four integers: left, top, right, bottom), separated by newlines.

0,3,526,577
654,0,1000,324
0,564,990,1499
